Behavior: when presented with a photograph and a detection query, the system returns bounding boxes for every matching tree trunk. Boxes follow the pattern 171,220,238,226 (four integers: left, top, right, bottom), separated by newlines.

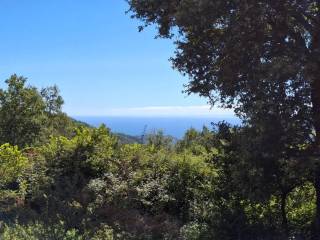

311,48,320,239
315,172,320,239
280,192,289,239
310,25,320,238
311,73,320,239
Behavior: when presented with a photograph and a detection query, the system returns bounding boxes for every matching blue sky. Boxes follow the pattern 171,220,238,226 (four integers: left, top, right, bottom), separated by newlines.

0,0,231,117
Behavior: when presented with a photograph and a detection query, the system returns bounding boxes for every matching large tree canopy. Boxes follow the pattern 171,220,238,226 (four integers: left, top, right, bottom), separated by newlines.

128,0,320,237
128,0,318,128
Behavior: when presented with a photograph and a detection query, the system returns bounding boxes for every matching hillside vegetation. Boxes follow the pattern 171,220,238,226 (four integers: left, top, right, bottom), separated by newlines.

0,75,317,239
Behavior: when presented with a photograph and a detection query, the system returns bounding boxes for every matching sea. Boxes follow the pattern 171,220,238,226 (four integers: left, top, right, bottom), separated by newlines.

74,116,240,139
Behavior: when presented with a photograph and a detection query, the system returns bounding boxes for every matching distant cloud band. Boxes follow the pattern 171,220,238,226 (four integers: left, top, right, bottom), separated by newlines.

84,105,235,117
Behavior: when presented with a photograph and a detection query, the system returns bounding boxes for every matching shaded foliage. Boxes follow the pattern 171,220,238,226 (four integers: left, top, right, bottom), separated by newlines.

0,76,317,239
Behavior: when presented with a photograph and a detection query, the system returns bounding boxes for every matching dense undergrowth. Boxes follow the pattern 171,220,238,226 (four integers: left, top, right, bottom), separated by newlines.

0,75,317,239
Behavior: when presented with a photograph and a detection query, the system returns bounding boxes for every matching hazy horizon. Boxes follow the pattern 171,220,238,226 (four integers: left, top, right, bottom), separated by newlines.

75,115,240,138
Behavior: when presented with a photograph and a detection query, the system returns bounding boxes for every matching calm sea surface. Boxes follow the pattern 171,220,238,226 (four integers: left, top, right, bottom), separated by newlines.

74,116,240,139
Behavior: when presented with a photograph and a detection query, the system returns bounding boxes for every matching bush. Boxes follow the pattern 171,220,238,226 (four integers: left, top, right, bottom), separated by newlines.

0,222,83,240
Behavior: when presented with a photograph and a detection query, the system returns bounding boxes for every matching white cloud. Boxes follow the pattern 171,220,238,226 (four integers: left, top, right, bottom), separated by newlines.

72,105,235,117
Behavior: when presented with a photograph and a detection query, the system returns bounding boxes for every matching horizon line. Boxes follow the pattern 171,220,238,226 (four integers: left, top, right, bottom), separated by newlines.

66,105,236,118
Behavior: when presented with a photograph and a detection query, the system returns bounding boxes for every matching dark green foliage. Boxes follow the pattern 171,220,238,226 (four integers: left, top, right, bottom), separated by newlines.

127,0,316,114
127,1,320,238
0,75,47,148
0,75,317,239
0,75,94,148
0,222,83,240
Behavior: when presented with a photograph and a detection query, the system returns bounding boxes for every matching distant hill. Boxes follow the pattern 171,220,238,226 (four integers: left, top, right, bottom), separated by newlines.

69,117,141,144
69,117,92,128
70,116,181,144
114,133,141,144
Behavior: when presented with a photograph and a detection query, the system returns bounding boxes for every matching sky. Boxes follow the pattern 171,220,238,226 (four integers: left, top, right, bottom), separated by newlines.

0,0,233,117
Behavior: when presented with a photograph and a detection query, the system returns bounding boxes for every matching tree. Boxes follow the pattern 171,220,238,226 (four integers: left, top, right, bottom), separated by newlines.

0,75,47,148
40,85,64,116
177,127,217,154
0,75,77,147
127,0,320,236
0,143,29,219
0,143,28,188
37,126,117,227
146,130,174,151
239,76,313,237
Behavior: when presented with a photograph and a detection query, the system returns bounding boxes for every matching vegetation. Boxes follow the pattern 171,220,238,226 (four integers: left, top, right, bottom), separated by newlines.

0,1,319,239
0,74,317,239
126,1,320,239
